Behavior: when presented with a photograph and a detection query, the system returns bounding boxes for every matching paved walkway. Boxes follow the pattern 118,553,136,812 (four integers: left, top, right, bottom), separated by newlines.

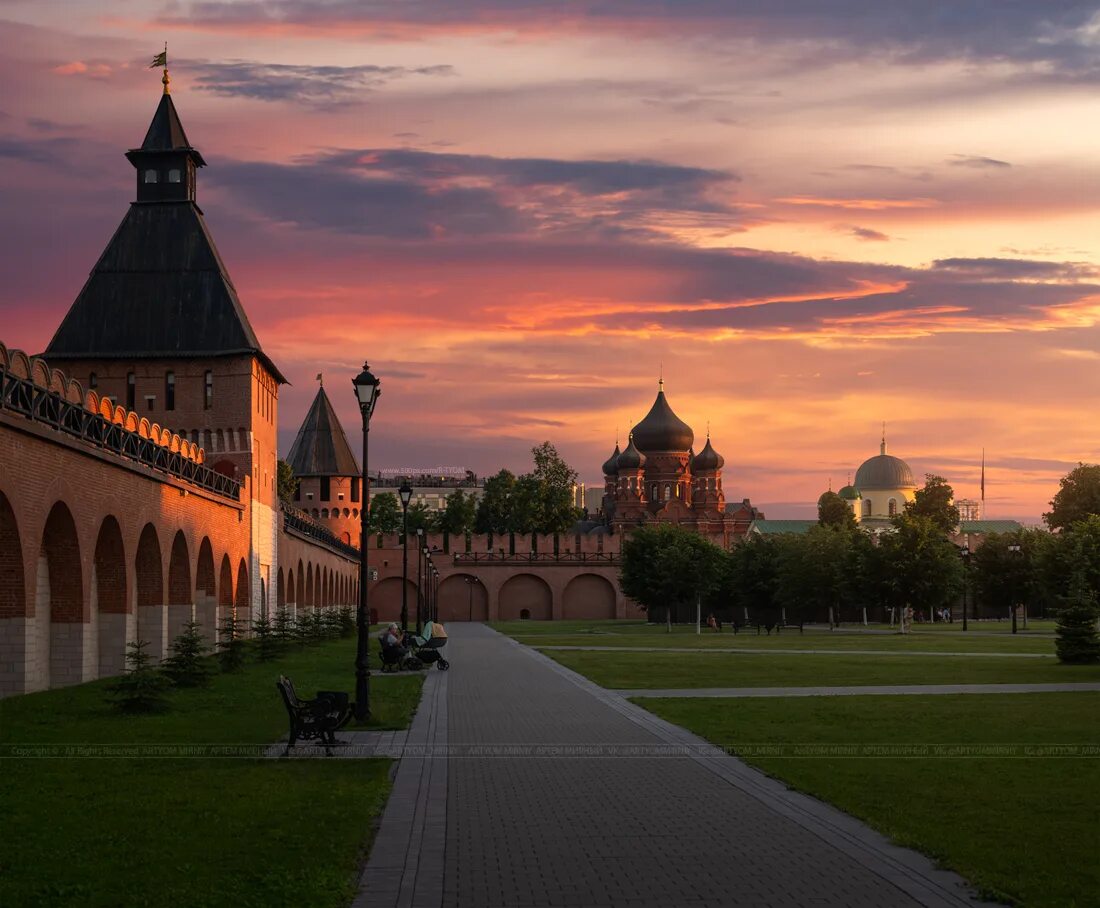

536,644,1051,658
622,682,1100,698
361,624,996,908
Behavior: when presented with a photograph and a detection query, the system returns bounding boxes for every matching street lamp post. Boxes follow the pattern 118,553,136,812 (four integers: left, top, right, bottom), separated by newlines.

432,565,440,622
465,575,481,622
415,528,425,634
1008,542,1022,634
399,480,413,631
958,547,970,632
352,362,381,723
420,543,430,633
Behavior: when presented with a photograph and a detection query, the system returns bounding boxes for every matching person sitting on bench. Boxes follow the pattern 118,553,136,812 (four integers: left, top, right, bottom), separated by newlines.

379,622,408,664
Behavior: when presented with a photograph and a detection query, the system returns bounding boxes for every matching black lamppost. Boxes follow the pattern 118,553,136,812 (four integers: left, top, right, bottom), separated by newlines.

399,479,413,631
431,565,440,622
1008,542,1022,634
352,362,380,723
420,541,430,634
465,575,482,622
415,528,425,634
958,546,970,632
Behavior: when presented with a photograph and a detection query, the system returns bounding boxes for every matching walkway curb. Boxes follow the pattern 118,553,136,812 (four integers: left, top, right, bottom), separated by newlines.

356,669,448,908
619,682,1100,698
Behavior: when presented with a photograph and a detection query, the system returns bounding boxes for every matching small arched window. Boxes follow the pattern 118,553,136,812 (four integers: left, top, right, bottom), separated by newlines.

165,371,175,411
888,499,898,517
144,169,158,183
863,499,872,517
168,168,181,183
89,372,98,389
652,483,658,499
321,508,329,518
664,484,671,501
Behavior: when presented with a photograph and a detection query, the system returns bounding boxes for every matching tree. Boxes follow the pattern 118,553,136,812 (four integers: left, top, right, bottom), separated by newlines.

726,535,783,624
818,491,856,530
530,441,581,533
217,612,247,672
438,489,477,535
162,621,214,686
108,640,171,713
905,474,960,533
252,612,280,662
405,501,437,532
369,492,401,534
775,526,854,627
1044,463,1100,531
880,514,964,629
277,460,298,507
1054,577,1100,664
475,469,516,534
972,529,1043,619
619,524,726,624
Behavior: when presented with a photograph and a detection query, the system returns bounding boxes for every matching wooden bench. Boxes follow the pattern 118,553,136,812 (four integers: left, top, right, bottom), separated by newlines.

275,675,353,756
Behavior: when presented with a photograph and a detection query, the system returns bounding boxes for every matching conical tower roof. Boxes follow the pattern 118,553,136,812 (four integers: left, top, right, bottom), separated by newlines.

43,86,283,382
631,381,694,453
286,385,361,476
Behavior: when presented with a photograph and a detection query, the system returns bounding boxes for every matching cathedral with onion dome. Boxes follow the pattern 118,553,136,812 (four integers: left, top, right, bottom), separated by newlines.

598,381,761,545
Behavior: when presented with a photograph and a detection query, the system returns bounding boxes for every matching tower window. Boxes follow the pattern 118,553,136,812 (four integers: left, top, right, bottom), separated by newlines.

89,372,97,390
294,485,301,501
165,371,175,410
168,169,181,183
204,371,213,409
144,169,158,184
126,372,136,410
664,484,671,501
351,477,360,502
320,476,331,501
888,499,898,517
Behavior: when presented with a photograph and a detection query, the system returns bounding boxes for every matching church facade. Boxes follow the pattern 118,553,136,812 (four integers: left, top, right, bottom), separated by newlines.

600,382,761,545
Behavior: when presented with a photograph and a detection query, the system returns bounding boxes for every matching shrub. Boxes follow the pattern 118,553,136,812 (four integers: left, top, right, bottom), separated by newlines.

108,640,171,713
273,608,296,646
1055,584,1100,665
337,606,356,637
252,612,280,662
162,621,214,687
217,611,247,672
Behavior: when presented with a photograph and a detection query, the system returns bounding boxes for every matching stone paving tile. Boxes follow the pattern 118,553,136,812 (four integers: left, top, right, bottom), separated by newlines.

622,682,1100,698
444,624,996,908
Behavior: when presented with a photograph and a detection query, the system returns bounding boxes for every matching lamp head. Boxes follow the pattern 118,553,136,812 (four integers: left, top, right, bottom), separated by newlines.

398,479,413,508
352,362,381,416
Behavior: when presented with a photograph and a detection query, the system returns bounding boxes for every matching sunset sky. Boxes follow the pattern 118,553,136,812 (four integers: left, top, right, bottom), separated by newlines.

4,2,1100,520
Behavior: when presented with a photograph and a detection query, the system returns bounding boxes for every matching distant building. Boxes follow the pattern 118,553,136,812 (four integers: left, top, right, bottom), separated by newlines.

369,473,484,514
957,498,982,521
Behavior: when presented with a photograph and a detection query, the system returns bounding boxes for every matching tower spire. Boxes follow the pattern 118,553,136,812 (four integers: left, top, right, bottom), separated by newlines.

658,363,664,392
162,43,170,95
880,421,887,455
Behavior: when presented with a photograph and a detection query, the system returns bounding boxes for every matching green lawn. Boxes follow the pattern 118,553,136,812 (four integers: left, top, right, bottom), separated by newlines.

0,638,423,908
515,631,1055,654
542,649,1100,689
639,693,1100,907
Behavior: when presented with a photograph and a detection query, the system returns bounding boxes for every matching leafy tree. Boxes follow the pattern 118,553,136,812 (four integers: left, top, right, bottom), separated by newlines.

726,535,783,624
530,441,581,533
880,514,964,629
108,640,171,713
1054,577,1100,664
277,460,298,507
620,524,726,625
508,474,542,533
405,501,437,533
905,474,960,533
475,469,516,534
217,612,247,672
818,491,856,530
1044,463,1100,531
162,621,214,687
438,489,477,535
369,492,401,534
775,526,854,627
972,529,1044,619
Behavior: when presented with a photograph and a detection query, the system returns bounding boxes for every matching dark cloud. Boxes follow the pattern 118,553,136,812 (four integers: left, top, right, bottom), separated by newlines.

932,258,1098,280
182,59,455,104
164,3,1100,76
845,225,890,242
0,135,78,165
207,146,742,238
949,154,1012,169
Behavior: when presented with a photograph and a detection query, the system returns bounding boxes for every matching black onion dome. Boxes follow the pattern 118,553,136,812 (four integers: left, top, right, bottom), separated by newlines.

692,436,724,471
631,386,694,452
616,434,646,470
602,444,621,476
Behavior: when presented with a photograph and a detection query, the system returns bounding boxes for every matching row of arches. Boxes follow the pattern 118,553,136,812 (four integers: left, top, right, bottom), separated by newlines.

366,572,617,623
274,560,358,615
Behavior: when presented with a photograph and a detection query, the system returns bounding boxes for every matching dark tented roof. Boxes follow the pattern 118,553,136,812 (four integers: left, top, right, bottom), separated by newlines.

286,385,361,477
44,202,284,381
136,93,206,164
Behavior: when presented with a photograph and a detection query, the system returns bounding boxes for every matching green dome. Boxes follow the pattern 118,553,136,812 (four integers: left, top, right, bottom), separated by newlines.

838,484,861,500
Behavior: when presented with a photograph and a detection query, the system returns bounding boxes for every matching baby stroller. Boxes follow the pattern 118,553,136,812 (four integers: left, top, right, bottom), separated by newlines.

410,621,450,671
